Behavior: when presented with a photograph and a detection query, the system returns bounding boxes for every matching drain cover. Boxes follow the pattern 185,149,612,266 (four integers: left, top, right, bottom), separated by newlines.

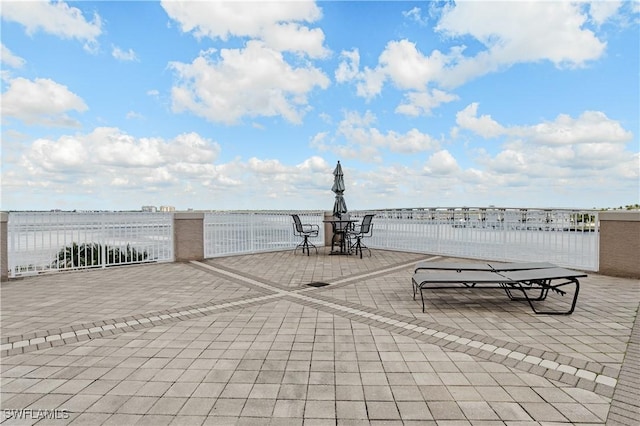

306,282,329,288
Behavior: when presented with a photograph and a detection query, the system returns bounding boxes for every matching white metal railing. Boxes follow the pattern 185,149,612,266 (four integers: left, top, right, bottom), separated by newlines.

349,207,599,271
8,212,174,277
204,211,324,257
5,208,599,277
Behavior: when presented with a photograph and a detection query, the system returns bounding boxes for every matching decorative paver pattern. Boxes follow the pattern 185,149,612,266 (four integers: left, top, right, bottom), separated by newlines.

1,247,638,425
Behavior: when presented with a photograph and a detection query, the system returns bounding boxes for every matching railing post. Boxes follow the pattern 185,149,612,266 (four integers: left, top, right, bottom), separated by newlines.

1,212,8,282
101,213,107,269
599,211,640,278
174,212,205,262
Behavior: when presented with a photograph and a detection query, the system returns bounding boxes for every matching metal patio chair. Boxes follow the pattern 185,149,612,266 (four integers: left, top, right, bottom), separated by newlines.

291,214,319,256
348,214,374,258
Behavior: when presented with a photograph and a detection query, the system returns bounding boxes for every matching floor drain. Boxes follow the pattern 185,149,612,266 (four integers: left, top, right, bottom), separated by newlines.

306,282,329,288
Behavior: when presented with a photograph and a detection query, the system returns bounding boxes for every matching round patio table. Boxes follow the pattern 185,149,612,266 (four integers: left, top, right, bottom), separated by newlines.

323,219,357,255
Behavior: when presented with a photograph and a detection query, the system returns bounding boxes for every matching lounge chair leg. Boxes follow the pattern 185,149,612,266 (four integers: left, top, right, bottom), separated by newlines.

514,279,580,315
412,278,417,300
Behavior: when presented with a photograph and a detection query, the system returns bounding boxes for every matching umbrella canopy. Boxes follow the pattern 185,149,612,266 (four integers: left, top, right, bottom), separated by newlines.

332,161,348,218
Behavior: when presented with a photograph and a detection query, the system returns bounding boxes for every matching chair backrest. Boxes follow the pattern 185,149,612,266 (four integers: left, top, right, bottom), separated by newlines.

336,213,351,231
359,214,374,234
291,214,304,233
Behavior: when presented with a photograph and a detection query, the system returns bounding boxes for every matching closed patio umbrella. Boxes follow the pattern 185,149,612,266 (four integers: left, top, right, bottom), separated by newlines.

332,161,348,218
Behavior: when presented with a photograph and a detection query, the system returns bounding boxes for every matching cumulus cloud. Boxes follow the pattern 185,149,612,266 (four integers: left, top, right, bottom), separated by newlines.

588,1,623,26
1,0,102,52
457,104,633,149
455,103,506,138
454,104,636,196
23,128,219,171
311,110,441,162
424,150,460,175
161,0,328,58
163,1,331,124
335,49,360,83
524,111,633,146
1,44,26,68
402,7,427,26
340,2,610,112
396,89,459,116
169,41,330,124
112,46,138,61
436,2,605,75
7,126,341,209
1,77,88,127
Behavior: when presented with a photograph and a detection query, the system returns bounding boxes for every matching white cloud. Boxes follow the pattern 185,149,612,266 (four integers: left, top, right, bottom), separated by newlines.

26,137,88,172
112,46,138,62
452,105,637,203
261,22,330,59
1,77,88,127
169,41,330,124
160,0,327,57
424,150,460,175
1,0,102,52
126,111,143,120
335,49,360,83
396,89,459,116
18,128,223,193
378,40,447,91
435,1,606,85
589,1,622,26
523,111,633,145
455,103,506,138
312,110,440,162
1,44,26,68
457,104,632,149
342,2,609,107
402,7,427,26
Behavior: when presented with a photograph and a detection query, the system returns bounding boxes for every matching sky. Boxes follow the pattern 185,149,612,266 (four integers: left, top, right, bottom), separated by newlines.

1,0,638,212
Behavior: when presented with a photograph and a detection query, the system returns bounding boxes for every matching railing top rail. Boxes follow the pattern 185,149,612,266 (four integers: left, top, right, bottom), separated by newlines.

352,207,600,212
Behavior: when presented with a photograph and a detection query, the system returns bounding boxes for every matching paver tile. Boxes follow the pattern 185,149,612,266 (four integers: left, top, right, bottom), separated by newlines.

1,252,637,425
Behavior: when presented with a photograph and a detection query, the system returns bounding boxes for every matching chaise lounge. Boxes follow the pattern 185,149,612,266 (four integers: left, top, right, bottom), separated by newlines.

412,261,586,315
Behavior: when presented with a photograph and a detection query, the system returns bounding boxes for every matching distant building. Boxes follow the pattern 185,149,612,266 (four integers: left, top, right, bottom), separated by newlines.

159,205,175,212
141,206,157,212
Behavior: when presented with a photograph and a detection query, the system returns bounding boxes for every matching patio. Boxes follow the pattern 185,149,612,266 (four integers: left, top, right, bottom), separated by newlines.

1,248,638,425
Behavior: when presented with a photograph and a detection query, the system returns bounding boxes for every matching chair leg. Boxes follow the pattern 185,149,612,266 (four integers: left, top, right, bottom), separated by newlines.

295,235,317,256
303,235,317,256
350,236,370,259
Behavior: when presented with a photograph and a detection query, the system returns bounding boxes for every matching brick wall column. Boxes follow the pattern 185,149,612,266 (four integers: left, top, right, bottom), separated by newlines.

174,212,204,262
1,212,7,281
324,211,334,247
599,211,640,278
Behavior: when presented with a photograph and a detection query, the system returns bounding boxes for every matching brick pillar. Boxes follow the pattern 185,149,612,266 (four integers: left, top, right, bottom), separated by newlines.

324,211,334,247
599,211,640,278
174,212,204,262
1,212,7,281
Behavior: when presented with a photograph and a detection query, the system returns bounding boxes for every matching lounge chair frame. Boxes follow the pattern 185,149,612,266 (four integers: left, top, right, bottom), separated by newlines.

412,262,585,315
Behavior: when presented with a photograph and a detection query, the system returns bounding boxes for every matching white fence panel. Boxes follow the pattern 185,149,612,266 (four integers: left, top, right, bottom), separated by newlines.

8,212,173,277
350,208,598,271
6,208,598,276
204,211,324,257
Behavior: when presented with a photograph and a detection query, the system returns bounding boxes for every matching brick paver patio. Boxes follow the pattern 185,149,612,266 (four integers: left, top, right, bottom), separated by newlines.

1,248,638,425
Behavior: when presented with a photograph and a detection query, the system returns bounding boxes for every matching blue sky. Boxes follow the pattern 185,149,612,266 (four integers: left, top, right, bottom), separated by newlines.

1,1,638,212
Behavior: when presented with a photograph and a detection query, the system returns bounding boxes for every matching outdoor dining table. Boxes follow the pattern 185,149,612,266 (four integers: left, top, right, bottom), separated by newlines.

323,218,357,255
